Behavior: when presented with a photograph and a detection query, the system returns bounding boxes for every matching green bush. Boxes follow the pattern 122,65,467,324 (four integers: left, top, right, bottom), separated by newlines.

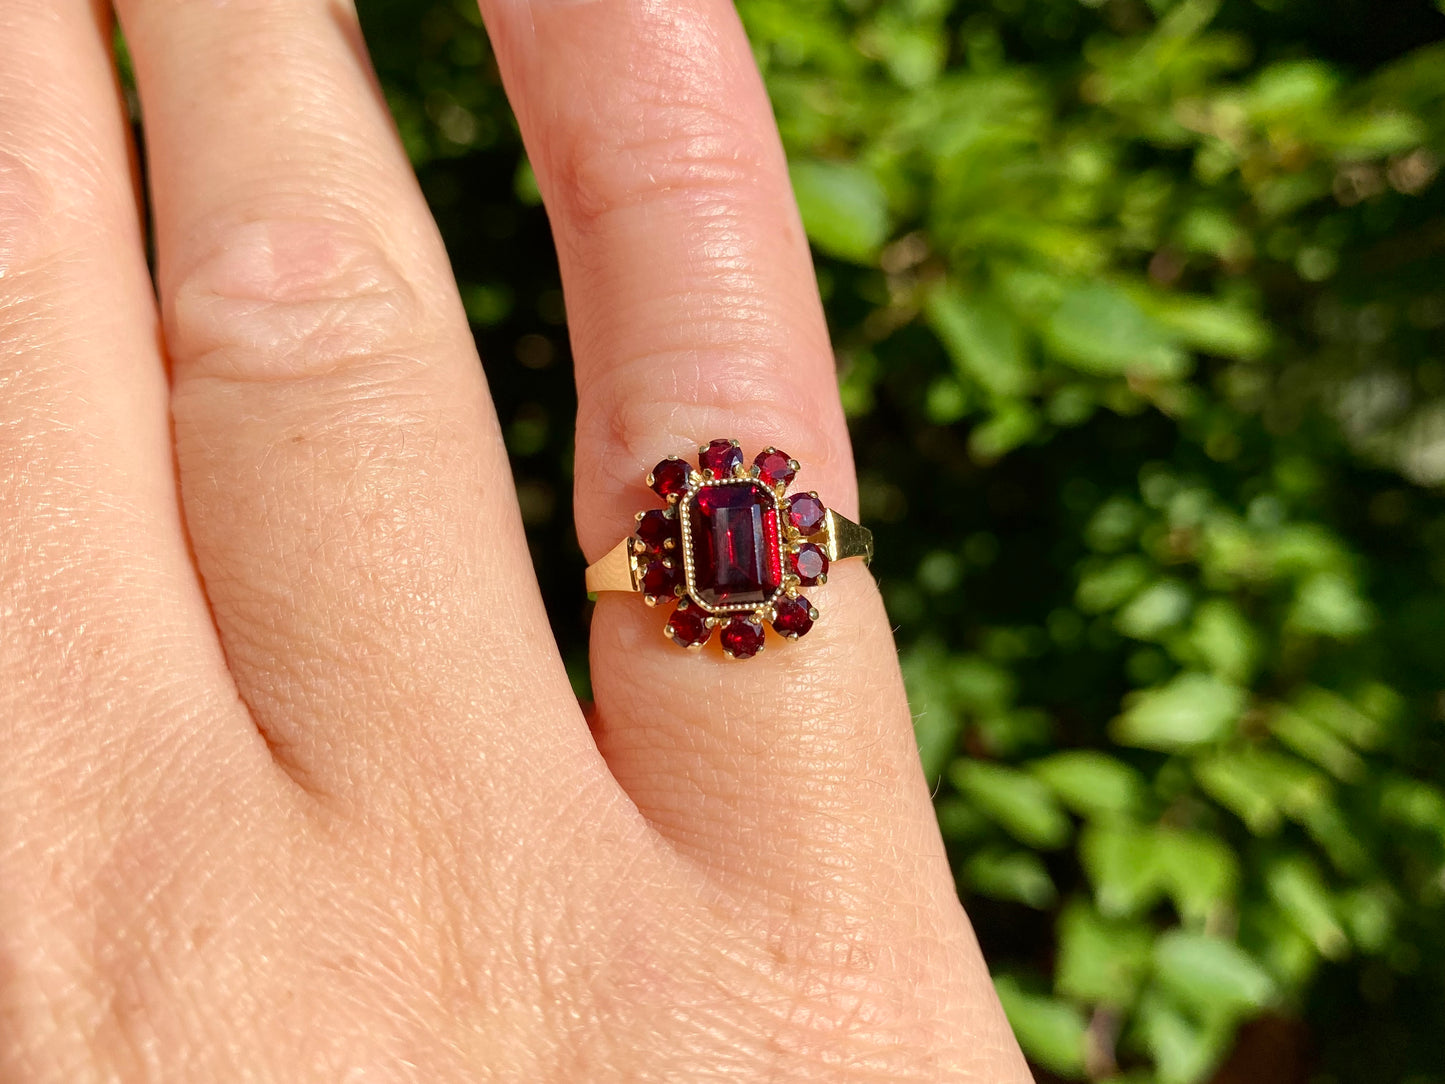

358,0,1445,1079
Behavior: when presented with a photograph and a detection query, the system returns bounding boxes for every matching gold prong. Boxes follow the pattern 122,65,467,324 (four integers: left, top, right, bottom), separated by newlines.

816,573,828,585
788,459,800,471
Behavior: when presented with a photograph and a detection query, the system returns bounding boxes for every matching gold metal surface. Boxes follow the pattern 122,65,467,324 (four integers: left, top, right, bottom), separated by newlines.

584,537,640,595
821,510,874,565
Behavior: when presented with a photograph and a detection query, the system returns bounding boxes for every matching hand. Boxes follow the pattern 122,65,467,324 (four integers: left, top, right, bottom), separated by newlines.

0,0,1030,1079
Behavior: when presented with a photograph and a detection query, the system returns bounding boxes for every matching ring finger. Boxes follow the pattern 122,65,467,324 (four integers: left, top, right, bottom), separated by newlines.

481,0,945,894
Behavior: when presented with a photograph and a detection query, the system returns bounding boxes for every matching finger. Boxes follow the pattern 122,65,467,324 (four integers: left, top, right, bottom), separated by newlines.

0,1,266,793
483,0,941,881
0,0,295,1056
114,0,590,800
480,4,1028,1066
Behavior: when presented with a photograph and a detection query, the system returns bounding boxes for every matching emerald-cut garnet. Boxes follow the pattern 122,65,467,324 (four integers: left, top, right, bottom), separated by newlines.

685,482,783,609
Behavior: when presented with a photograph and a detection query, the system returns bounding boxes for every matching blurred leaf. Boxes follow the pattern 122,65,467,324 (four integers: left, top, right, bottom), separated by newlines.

1154,829,1240,924
1287,572,1374,639
1269,706,1367,782
1136,991,1234,1084
1176,598,1261,683
901,642,962,783
1043,283,1189,377
926,288,1033,397
1055,898,1153,1005
1144,294,1271,360
1116,579,1193,640
1195,749,1327,835
1112,672,1246,751
951,760,1074,849
1153,930,1276,1018
1077,555,1151,612
1292,686,1385,750
1082,823,1165,918
994,975,1088,1078
964,848,1058,909
1032,751,1148,819
969,402,1041,460
1266,855,1349,959
789,159,890,263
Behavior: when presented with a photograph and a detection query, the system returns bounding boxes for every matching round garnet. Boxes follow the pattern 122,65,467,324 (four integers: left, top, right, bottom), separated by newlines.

666,605,711,648
699,438,744,478
785,493,826,534
649,457,692,501
791,542,829,585
641,559,681,600
772,595,815,639
754,448,797,489
635,509,678,552
719,615,766,658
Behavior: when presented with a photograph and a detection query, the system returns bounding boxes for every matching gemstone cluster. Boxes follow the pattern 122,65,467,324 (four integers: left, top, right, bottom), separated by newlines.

630,439,829,658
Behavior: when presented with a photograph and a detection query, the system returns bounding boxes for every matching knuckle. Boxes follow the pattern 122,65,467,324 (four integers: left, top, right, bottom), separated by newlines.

0,149,58,279
166,218,429,383
573,350,849,554
543,62,778,232
579,349,844,473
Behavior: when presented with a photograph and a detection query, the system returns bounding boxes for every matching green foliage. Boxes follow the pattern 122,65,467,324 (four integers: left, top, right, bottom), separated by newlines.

358,0,1445,1079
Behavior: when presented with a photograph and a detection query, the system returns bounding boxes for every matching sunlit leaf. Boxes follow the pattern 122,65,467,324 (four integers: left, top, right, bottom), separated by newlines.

994,976,1088,1078
1043,283,1189,377
1055,898,1153,1005
789,159,891,263
1153,931,1276,1018
964,848,1058,909
1112,673,1246,750
951,760,1073,849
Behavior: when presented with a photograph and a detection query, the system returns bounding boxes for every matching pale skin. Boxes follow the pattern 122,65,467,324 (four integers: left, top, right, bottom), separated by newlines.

0,0,1034,1079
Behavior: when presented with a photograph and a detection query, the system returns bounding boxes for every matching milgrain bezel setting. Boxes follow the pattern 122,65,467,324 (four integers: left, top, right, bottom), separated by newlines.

679,476,787,617
585,438,868,659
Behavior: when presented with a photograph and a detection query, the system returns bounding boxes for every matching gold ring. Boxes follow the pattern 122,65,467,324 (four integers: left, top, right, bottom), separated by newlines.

584,439,873,659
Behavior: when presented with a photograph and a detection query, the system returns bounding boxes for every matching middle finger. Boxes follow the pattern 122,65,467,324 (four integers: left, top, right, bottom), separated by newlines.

114,0,593,805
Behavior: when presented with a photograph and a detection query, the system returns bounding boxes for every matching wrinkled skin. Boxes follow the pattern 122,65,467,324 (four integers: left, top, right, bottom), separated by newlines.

0,0,1033,1080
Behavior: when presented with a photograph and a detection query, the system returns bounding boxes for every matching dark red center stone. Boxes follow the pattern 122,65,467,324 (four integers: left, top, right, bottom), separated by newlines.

686,482,783,609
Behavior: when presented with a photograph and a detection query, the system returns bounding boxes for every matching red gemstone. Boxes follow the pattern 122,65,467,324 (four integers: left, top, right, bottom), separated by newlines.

641,559,682,600
666,604,711,648
649,457,692,501
772,595,815,639
785,493,826,534
791,542,829,585
686,482,783,609
754,448,796,488
719,615,765,658
699,438,744,478
635,509,678,552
